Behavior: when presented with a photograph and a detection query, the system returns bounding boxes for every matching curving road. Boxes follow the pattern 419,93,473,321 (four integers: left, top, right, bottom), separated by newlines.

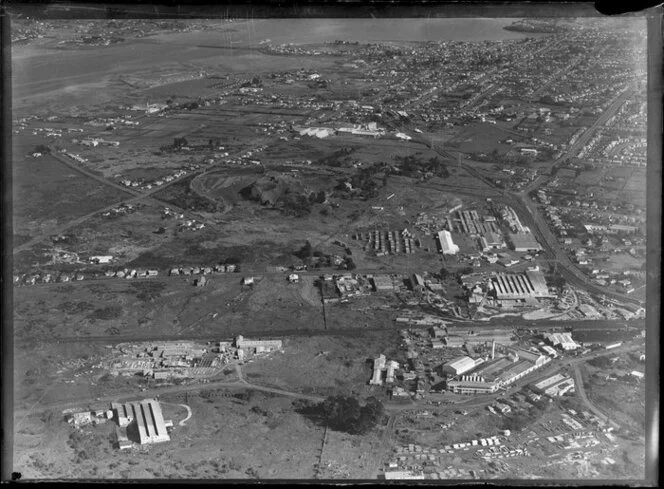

571,364,620,430
13,143,245,255
406,102,643,307
15,374,324,422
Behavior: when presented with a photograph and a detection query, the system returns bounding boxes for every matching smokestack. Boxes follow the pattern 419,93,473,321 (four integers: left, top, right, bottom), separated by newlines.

492,340,495,360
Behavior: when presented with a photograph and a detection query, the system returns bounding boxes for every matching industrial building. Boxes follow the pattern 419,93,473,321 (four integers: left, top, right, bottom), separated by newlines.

446,347,550,395
298,127,334,138
386,360,399,384
463,334,515,346
489,270,552,300
436,230,460,255
372,274,394,292
370,354,386,385
235,335,283,354
442,356,483,376
499,206,526,234
430,326,446,339
533,373,576,397
544,332,580,350
411,273,426,291
456,210,500,235
478,231,506,252
384,471,425,480
579,304,602,318
508,232,543,252
444,336,467,348
447,375,501,395
494,402,512,413
112,399,171,445
370,354,399,385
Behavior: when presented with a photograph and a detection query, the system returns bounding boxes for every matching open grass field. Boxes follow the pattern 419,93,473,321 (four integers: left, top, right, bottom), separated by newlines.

578,361,646,436
52,203,173,261
242,332,399,398
621,170,646,196
602,253,644,273
12,140,128,242
447,122,517,154
13,272,328,343
575,169,605,186
14,341,115,411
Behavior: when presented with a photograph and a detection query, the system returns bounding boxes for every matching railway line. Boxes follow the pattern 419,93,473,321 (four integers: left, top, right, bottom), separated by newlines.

15,315,644,348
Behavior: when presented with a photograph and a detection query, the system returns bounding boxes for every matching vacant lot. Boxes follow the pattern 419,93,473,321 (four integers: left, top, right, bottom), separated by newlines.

447,122,517,155
579,360,646,436
602,253,644,273
243,331,399,398
13,272,331,344
12,143,127,242
14,341,113,411
575,169,605,186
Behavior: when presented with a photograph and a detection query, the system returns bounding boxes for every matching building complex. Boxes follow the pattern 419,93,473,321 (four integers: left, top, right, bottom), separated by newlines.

446,347,551,395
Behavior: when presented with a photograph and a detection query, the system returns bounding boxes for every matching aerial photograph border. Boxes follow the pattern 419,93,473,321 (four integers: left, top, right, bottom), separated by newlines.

2,0,661,484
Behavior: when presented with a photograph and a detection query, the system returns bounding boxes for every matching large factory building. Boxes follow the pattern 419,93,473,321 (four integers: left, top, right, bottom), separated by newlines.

112,399,171,445
489,270,552,301
446,347,550,395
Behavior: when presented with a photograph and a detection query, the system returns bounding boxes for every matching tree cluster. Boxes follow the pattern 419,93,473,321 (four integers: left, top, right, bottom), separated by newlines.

395,155,450,179
281,194,313,217
161,137,190,152
309,395,385,435
294,241,314,260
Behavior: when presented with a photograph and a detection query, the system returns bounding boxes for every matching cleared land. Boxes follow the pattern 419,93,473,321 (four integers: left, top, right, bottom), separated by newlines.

12,144,128,243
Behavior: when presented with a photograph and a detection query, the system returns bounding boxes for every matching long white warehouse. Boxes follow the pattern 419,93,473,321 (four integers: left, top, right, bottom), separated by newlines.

437,230,460,255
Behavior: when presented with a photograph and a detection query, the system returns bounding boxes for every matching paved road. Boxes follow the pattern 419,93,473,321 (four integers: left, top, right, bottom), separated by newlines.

562,85,634,160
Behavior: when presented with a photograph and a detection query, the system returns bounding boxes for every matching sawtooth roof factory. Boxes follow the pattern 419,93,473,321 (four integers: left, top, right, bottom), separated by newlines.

489,270,553,301
112,398,172,448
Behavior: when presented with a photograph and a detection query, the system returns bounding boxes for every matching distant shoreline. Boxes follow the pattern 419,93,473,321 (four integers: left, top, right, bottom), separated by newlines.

503,24,560,34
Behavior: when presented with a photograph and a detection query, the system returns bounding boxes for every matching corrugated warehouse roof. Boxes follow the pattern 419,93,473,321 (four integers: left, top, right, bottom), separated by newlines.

510,232,543,251
533,373,568,390
443,356,477,375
